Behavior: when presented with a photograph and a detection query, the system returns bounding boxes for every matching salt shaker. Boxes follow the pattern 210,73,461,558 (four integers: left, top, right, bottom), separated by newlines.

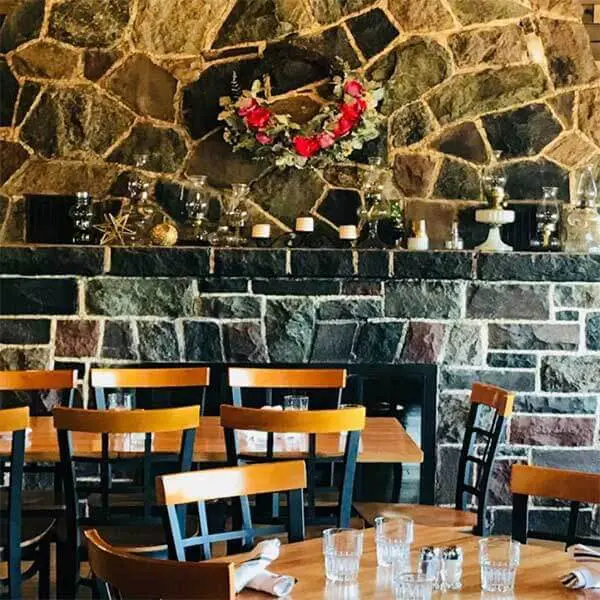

441,545,463,591
418,547,441,589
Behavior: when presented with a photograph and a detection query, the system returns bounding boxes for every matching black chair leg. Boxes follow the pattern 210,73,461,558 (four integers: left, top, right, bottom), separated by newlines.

392,463,403,502
56,541,78,600
8,549,22,600
37,541,51,600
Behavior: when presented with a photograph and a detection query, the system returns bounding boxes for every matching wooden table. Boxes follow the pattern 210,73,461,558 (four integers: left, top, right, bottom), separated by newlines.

0,416,423,465
228,525,594,599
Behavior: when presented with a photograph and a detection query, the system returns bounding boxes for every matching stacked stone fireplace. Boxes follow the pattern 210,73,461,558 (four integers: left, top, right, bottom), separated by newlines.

1,245,599,537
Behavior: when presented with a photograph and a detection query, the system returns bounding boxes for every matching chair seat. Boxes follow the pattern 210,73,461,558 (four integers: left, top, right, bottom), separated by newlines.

353,502,477,530
88,491,150,510
0,516,55,560
0,489,65,517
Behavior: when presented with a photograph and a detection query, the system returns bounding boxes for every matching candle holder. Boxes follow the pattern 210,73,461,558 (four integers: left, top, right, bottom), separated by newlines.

209,183,249,247
357,157,388,249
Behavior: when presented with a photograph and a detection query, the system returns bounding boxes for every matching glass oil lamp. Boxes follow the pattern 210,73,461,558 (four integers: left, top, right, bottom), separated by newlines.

69,191,94,244
184,175,210,243
530,186,560,250
358,157,388,248
563,165,600,253
209,183,249,247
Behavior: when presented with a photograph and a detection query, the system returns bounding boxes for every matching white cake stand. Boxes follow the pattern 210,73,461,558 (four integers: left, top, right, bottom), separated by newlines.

475,209,515,252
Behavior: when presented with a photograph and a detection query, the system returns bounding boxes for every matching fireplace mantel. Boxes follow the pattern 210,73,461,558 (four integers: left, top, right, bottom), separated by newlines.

0,245,599,536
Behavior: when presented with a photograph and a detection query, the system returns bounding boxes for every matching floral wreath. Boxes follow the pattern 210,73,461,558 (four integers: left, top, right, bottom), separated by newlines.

218,69,384,169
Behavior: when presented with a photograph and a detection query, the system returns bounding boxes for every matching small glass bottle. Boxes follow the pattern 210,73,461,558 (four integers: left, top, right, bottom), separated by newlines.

563,165,600,253
531,186,560,250
358,157,388,248
407,220,429,251
445,221,464,250
69,191,94,244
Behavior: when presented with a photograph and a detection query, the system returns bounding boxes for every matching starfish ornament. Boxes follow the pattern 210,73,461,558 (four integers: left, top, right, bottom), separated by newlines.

94,211,135,245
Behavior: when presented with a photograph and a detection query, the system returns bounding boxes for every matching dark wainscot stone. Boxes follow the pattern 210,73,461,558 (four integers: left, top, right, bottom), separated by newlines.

487,353,537,369
585,313,600,350
55,320,99,357
0,246,104,275
195,296,262,319
352,321,406,364
137,321,179,362
198,278,249,293
441,367,536,392
515,394,597,415
357,250,390,278
214,249,286,277
183,321,223,362
542,355,600,392
0,278,77,315
400,321,446,364
311,322,357,363
466,283,549,320
252,279,340,296
102,321,136,360
385,280,463,318
110,248,210,277
393,251,474,279
532,448,600,471
510,415,596,446
317,298,382,320
265,298,315,363
0,319,51,344
478,253,600,282
291,250,353,277
222,322,268,363
488,323,579,351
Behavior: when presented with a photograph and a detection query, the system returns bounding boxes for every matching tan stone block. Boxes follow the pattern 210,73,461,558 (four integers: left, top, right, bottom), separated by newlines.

388,0,454,32
405,199,460,247
393,154,438,198
578,87,600,147
133,0,234,54
12,40,80,79
545,132,596,168
530,0,582,19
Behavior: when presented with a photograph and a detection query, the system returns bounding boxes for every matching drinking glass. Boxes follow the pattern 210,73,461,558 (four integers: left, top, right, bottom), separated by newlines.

375,516,414,569
283,394,309,411
394,573,434,600
106,390,134,411
322,528,364,583
479,537,521,593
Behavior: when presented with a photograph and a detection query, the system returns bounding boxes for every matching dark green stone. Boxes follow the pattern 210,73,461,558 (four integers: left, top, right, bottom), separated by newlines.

317,189,361,226
138,321,179,362
447,0,529,25
223,322,268,363
265,298,315,363
107,124,187,173
385,280,463,318
0,0,44,52
102,321,136,360
0,278,77,315
352,321,405,364
0,59,18,126
291,250,354,277
516,394,597,414
488,323,579,351
183,321,223,362
467,283,549,320
48,0,129,47
14,81,40,125
0,319,50,344
433,159,481,200
556,310,578,321
110,248,210,277
441,367,536,391
0,247,103,275
393,251,474,280
586,313,600,350
347,8,398,59
542,355,600,393
310,322,357,363
369,37,451,115
391,101,435,147
428,65,548,125
483,104,562,158
195,296,261,319
214,249,286,277
317,298,382,320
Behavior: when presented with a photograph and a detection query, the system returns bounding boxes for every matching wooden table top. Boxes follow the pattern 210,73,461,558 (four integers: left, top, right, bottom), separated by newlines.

0,416,423,465
229,525,594,599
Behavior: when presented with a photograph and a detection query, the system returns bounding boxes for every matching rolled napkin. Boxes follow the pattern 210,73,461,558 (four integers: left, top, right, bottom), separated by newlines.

234,539,296,597
561,544,600,590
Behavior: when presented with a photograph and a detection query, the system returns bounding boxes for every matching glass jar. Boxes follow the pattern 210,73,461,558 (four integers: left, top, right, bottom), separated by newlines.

69,191,94,244
358,157,389,248
184,175,210,243
209,183,249,247
563,166,600,253
531,186,561,250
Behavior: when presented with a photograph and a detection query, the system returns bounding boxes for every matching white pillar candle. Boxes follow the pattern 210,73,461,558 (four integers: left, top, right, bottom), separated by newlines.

339,225,358,240
251,224,271,239
295,216,314,232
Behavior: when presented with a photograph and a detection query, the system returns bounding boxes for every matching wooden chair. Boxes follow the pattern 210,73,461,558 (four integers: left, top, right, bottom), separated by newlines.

512,464,600,547
91,367,211,413
355,383,514,536
157,460,307,560
0,407,52,600
221,404,365,528
53,405,199,598
228,367,347,408
85,529,235,600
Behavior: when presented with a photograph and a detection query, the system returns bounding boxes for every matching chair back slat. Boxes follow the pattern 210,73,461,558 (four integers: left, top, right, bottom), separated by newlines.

228,367,346,389
0,406,30,431
85,529,235,600
157,460,307,505
220,404,365,433
471,382,514,417
512,464,600,505
91,367,210,389
0,369,77,391
53,405,199,433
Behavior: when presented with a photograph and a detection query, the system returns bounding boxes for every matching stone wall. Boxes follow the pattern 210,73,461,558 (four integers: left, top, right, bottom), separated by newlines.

1,0,599,246
1,246,599,534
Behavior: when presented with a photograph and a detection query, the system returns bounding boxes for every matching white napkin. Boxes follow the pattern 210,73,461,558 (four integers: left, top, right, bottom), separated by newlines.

234,539,296,597
561,544,600,589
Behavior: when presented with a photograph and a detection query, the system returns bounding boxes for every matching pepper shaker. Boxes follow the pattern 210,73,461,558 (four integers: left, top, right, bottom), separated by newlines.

418,547,441,589
441,545,463,591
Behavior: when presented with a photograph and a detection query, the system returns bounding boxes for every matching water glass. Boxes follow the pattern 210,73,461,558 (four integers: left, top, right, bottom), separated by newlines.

106,390,133,411
322,528,364,583
394,573,434,600
479,537,521,593
375,516,414,568
283,394,309,411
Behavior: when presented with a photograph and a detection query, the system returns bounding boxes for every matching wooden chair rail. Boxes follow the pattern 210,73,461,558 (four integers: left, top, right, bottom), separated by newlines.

157,460,307,505
90,367,210,389
85,530,235,600
471,382,514,417
52,405,200,433
512,464,600,505
0,369,77,392
228,367,346,389
0,406,29,433
220,404,366,433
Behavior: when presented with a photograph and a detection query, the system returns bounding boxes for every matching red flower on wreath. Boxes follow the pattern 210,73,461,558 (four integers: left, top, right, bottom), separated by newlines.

344,80,364,98
255,132,273,145
244,106,272,130
341,98,367,123
317,132,336,149
237,97,259,117
293,135,321,158
333,116,355,139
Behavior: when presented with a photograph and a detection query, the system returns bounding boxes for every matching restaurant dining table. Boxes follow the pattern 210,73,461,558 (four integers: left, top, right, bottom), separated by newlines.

0,415,424,465
225,525,596,599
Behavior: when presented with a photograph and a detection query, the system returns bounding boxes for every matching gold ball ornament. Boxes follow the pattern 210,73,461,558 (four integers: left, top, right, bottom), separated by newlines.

150,221,178,246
